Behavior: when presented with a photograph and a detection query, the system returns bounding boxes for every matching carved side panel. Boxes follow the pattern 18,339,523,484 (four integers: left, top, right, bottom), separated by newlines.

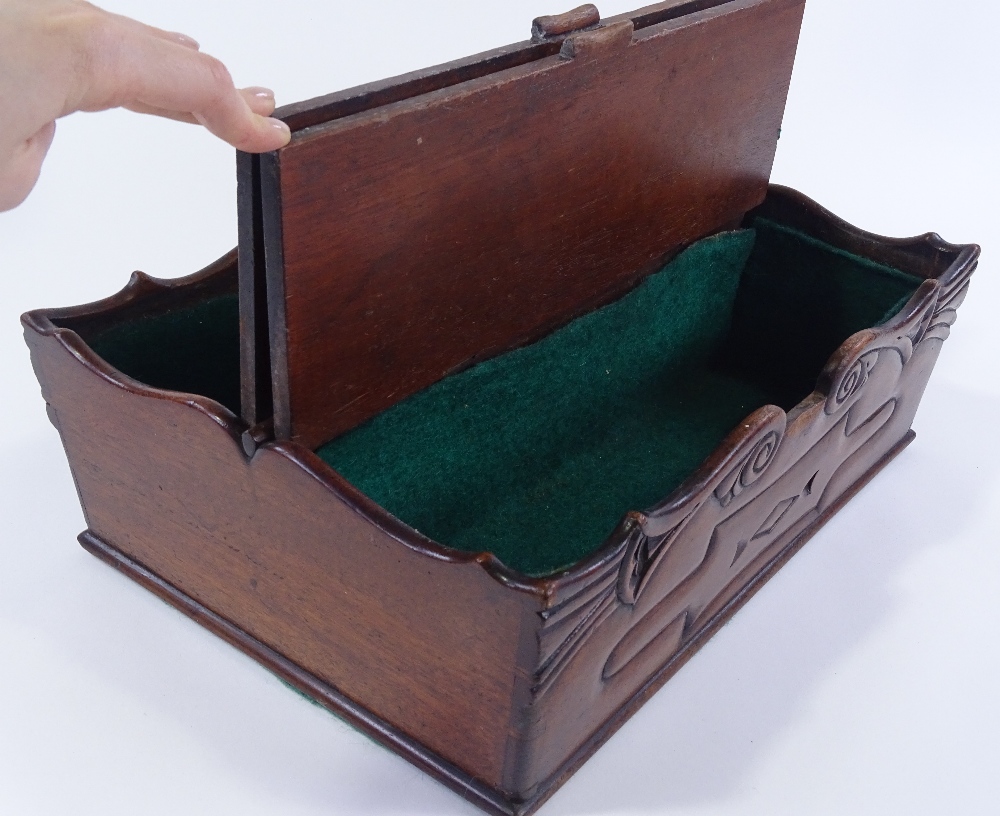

511,240,978,798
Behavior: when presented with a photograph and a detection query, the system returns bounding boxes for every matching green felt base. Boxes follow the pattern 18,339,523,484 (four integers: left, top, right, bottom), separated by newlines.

321,231,762,575
84,219,921,577
317,220,920,576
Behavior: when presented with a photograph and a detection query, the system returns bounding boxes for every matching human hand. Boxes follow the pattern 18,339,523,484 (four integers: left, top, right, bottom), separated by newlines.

0,0,291,211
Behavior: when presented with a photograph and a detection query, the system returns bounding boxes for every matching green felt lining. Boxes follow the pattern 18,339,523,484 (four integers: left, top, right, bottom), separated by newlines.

87,294,242,416
83,219,922,577
321,231,764,575
721,218,924,408
317,221,921,575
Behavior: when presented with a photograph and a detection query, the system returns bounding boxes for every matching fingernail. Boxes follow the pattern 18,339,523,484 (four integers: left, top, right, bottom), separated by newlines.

247,87,276,102
171,32,200,49
268,118,292,142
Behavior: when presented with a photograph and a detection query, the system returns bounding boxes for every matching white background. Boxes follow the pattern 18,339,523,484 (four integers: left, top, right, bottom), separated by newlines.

1,0,997,813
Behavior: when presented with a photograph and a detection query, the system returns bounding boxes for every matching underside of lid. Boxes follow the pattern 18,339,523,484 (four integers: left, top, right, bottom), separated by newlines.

239,0,808,449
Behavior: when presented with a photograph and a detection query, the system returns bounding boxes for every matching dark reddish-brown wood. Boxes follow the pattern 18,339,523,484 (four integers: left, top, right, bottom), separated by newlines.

24,260,541,795
22,183,979,814
237,152,272,426
531,4,602,40
254,0,807,447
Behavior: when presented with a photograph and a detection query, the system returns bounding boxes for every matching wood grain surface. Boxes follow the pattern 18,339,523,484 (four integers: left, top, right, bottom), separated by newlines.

256,0,807,447
24,262,542,792
23,186,978,814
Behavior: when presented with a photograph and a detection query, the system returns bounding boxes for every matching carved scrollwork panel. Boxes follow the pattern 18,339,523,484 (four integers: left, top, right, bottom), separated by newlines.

714,430,783,507
616,506,704,607
831,350,879,410
924,258,976,343
531,236,979,714
520,192,979,802
536,339,921,700
601,398,896,685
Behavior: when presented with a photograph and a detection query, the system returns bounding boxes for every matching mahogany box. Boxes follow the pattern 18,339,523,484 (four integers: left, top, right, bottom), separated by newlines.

21,1,979,814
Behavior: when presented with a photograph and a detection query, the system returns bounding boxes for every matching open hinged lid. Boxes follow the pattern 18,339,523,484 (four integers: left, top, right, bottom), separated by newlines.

238,0,806,449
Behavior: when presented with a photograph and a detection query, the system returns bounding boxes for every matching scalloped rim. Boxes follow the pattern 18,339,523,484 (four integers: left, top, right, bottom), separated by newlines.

20,187,981,600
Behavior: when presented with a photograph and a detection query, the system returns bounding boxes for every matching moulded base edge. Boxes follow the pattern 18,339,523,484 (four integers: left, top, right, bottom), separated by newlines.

78,429,915,816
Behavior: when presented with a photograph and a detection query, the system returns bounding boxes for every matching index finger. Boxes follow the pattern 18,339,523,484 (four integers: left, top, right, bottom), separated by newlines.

80,21,290,153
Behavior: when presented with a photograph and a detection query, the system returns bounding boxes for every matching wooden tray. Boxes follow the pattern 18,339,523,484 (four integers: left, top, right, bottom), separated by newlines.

20,2,979,814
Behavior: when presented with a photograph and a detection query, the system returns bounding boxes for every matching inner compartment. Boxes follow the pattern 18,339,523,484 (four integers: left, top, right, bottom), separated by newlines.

86,294,242,415
77,218,921,578
316,220,920,575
